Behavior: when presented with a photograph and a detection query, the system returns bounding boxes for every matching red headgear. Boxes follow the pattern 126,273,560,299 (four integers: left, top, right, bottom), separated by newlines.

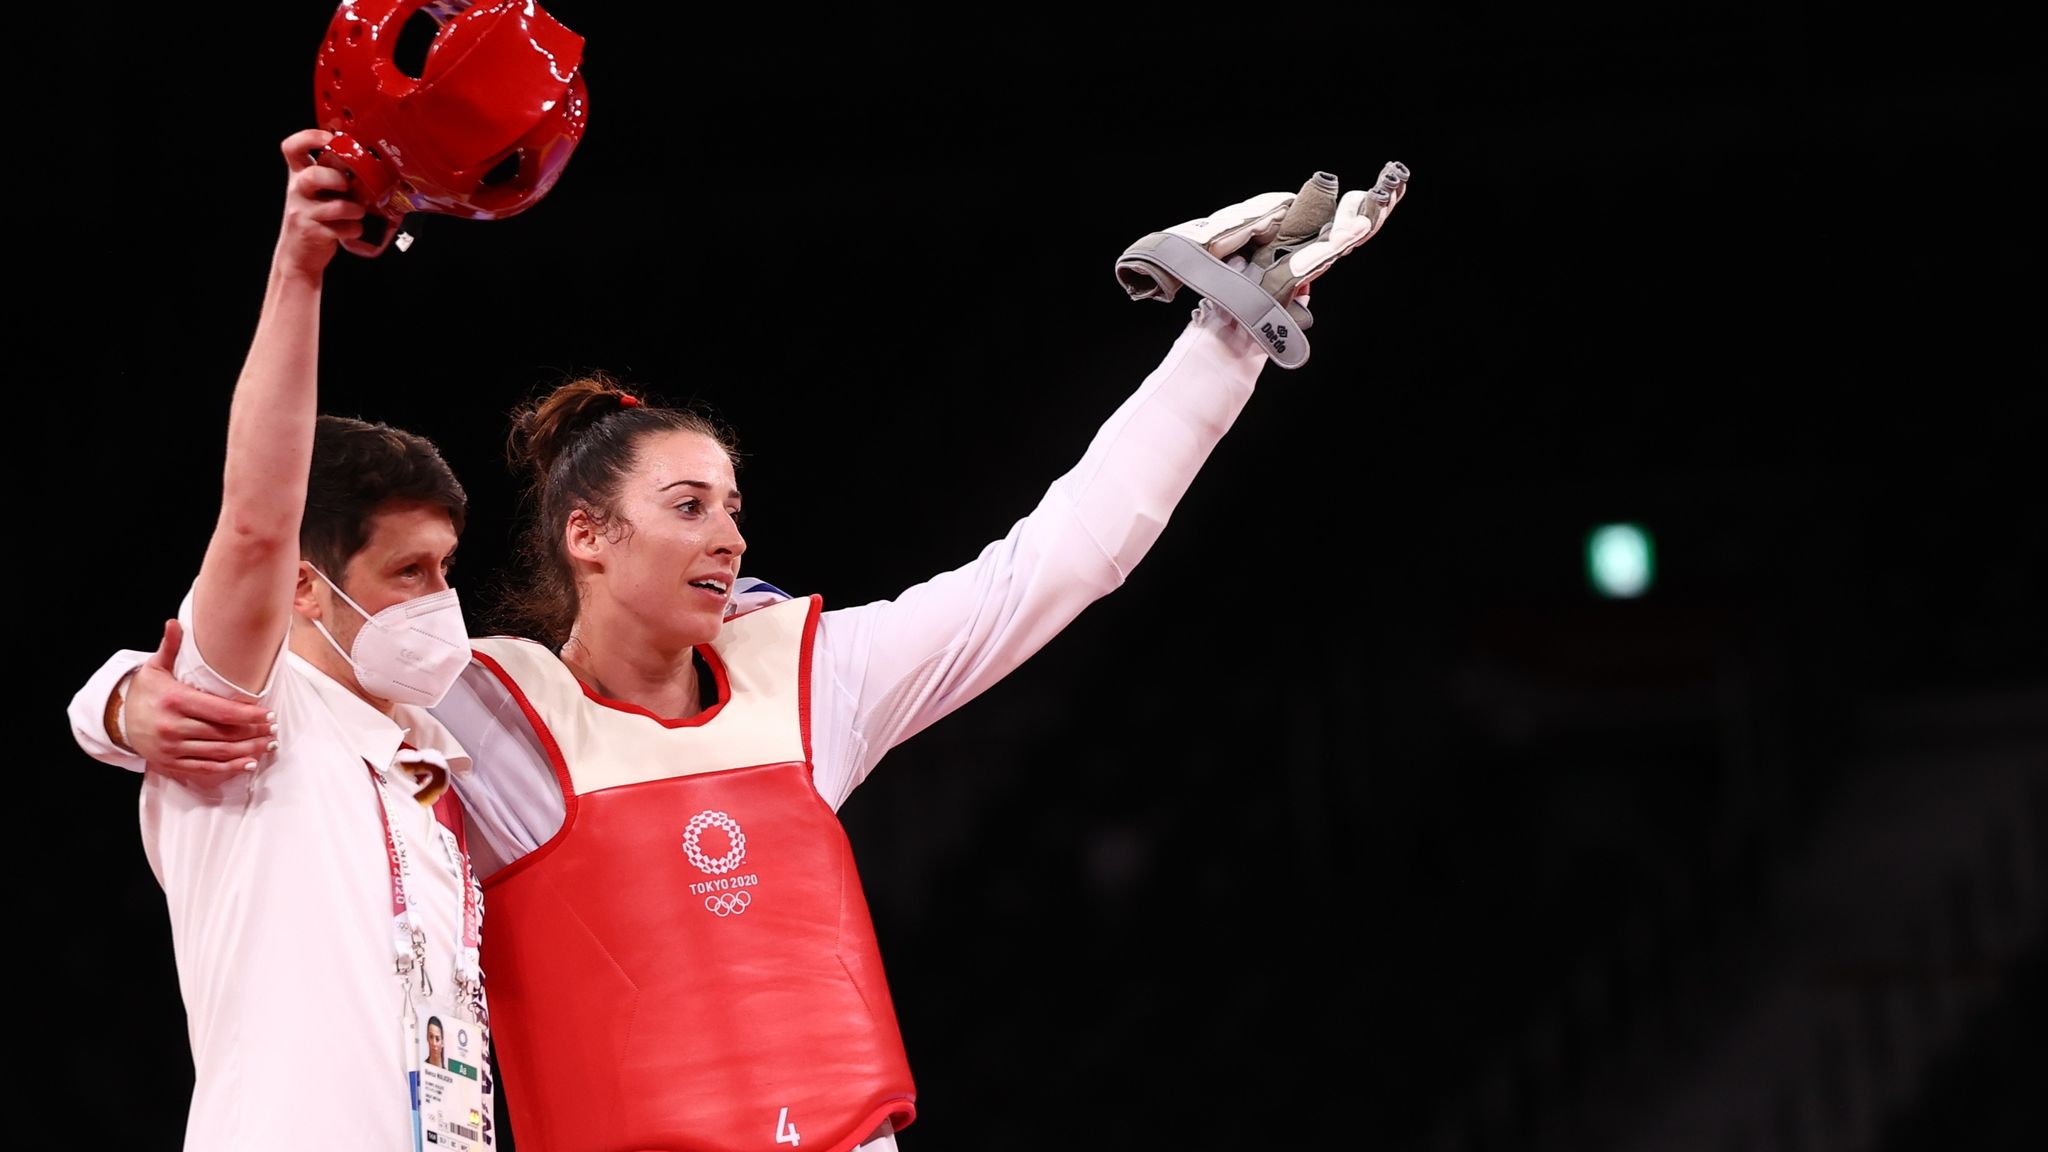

313,0,589,255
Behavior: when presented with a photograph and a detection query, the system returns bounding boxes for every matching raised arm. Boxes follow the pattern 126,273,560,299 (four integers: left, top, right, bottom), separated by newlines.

189,129,363,692
66,130,366,776
812,166,1411,803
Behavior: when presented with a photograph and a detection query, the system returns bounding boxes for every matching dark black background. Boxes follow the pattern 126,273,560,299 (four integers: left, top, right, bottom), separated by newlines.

40,3,2042,1151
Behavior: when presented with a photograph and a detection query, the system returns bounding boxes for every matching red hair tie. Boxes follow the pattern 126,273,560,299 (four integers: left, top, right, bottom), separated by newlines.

618,394,641,409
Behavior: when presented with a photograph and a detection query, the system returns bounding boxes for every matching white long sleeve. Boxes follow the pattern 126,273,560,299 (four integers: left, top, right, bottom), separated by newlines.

807,302,1266,804
66,648,152,773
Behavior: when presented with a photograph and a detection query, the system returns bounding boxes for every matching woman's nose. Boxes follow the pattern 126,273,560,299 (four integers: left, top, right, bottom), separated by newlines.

715,514,747,555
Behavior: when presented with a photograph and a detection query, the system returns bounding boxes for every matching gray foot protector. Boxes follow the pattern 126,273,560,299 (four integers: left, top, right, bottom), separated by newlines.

1115,163,1410,369
1116,232,1318,368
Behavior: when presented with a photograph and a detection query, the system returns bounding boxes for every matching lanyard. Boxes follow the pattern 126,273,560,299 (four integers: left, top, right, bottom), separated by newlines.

369,753,483,1014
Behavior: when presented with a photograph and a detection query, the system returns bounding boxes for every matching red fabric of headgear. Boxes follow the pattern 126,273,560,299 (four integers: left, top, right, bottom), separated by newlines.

314,0,590,254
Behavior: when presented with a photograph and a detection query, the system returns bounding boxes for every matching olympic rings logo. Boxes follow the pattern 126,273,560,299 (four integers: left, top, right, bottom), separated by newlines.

682,810,747,874
704,891,753,916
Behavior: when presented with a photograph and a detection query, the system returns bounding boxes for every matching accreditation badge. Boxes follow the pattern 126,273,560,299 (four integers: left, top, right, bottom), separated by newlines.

411,993,493,1149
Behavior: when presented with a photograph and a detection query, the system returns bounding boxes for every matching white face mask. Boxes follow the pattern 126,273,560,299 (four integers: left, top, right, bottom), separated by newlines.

307,565,471,707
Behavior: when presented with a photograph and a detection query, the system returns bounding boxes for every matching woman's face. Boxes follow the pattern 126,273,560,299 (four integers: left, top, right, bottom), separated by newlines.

584,428,746,649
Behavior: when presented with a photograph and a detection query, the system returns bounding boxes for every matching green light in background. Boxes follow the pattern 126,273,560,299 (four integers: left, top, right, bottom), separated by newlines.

1587,522,1654,598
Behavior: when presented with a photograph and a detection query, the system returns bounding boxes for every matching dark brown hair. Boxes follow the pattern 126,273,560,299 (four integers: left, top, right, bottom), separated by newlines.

303,415,468,575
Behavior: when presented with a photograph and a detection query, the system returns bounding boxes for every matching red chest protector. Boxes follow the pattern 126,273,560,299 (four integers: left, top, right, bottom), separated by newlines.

471,596,913,1152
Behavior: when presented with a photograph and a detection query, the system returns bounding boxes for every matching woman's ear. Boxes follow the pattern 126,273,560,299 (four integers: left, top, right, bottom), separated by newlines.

565,508,603,564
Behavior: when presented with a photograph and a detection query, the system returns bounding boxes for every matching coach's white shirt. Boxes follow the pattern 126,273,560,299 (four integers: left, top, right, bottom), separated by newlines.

116,589,475,1152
